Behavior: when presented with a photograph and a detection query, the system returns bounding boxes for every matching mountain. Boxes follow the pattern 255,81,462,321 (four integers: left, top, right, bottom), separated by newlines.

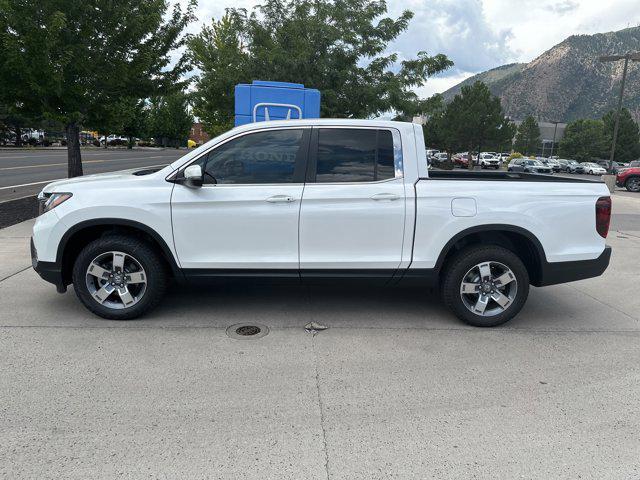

442,26,640,123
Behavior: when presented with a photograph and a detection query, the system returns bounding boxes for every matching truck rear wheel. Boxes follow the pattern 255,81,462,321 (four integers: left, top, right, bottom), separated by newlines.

72,235,168,320
442,245,529,327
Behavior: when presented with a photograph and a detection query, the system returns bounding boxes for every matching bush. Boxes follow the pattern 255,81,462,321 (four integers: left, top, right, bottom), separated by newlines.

507,152,523,162
27,137,38,146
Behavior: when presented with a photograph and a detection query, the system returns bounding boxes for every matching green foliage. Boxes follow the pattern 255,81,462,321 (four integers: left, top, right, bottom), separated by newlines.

513,116,541,155
428,81,515,156
507,152,524,161
602,108,640,162
147,93,194,147
559,119,608,162
0,0,195,174
108,98,148,148
189,1,453,134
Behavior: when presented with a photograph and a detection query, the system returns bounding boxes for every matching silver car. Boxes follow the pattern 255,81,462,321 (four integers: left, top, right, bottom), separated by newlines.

507,158,553,174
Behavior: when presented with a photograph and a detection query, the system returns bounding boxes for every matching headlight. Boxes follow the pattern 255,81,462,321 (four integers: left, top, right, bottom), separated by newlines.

39,192,72,215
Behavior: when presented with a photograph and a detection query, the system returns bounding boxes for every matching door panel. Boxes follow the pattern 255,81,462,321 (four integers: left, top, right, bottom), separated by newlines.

171,183,304,269
170,127,309,270
299,127,406,274
299,179,406,270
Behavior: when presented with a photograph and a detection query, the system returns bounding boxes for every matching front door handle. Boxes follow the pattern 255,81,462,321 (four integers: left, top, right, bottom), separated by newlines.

370,193,401,201
266,195,294,203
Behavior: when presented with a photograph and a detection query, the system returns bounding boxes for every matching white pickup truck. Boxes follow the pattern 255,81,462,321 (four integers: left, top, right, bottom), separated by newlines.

31,119,612,327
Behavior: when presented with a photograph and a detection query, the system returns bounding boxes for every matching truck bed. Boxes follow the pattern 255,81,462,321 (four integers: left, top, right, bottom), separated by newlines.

426,170,602,183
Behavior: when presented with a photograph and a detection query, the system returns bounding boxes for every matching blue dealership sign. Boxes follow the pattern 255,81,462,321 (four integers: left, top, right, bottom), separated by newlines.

234,80,321,126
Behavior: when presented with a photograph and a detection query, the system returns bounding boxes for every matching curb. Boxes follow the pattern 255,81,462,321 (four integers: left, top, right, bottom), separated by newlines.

0,195,38,229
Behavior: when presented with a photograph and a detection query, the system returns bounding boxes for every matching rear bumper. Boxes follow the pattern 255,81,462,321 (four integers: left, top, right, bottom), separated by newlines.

31,237,66,293
534,246,611,287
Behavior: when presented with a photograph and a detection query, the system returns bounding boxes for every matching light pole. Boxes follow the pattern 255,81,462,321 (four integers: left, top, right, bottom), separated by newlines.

549,121,560,158
599,52,640,173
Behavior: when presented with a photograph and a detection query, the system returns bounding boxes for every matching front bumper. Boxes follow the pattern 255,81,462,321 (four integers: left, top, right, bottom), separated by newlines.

31,237,66,293
534,246,612,287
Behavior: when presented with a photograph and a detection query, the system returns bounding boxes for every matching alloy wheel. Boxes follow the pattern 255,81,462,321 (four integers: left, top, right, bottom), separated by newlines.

459,261,518,317
85,251,147,309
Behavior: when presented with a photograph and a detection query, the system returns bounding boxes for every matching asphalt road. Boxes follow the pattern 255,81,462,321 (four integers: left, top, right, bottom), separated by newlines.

0,148,185,202
1,194,640,478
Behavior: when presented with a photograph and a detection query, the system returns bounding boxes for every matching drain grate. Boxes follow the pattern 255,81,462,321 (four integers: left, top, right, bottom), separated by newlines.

236,325,261,336
226,323,269,340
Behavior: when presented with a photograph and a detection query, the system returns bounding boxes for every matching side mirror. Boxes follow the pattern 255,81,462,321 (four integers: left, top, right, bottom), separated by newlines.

183,164,203,188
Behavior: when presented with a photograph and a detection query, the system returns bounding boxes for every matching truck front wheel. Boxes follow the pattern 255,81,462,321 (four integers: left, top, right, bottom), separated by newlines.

72,235,168,320
442,245,530,327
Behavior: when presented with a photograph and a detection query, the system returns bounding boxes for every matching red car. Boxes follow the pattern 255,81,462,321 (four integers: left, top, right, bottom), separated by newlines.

616,167,640,192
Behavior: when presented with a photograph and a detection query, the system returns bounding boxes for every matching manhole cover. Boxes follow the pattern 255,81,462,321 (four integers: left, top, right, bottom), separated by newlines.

226,323,269,340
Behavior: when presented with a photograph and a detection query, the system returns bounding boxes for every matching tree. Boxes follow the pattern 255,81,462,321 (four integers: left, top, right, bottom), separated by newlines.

602,108,640,162
147,93,194,148
0,0,195,176
189,1,453,134
435,81,515,164
109,98,148,149
421,95,447,148
559,119,608,162
513,116,541,155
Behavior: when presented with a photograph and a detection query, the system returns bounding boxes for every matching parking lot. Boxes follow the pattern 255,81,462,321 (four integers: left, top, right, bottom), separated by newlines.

1,190,639,478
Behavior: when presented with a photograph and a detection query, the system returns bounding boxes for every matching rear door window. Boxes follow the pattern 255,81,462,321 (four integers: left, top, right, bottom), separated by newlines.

313,128,398,183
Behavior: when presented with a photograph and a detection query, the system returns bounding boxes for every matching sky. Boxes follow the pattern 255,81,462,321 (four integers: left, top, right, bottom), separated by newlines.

178,0,640,98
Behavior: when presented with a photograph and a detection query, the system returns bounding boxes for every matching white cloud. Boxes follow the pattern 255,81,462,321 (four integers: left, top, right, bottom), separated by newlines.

415,71,476,98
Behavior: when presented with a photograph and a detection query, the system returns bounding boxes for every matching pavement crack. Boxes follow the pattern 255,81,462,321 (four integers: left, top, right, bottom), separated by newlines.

0,265,30,283
311,336,331,480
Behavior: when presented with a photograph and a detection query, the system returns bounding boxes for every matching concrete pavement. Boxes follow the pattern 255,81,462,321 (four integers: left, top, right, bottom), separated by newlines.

1,194,639,479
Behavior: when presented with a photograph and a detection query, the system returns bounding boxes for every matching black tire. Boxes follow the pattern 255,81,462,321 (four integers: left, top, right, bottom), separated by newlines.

625,177,640,192
441,245,530,327
72,235,168,320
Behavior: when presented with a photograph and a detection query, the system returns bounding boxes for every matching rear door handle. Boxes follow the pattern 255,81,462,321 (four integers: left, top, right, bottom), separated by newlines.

370,193,401,201
266,195,294,203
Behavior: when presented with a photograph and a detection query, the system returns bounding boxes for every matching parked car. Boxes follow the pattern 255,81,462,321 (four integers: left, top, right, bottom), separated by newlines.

583,163,607,175
453,152,469,168
478,153,500,169
546,159,562,172
426,149,440,160
556,159,570,171
566,160,585,173
596,160,625,173
99,134,128,145
507,158,553,174
431,152,449,166
32,119,611,328
616,166,640,192
496,152,511,163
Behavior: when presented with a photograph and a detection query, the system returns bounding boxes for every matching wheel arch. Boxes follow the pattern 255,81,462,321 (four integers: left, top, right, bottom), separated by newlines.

57,219,181,285
435,224,546,285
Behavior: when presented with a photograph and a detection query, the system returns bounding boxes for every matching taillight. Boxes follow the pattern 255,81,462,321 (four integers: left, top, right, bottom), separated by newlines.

595,196,611,238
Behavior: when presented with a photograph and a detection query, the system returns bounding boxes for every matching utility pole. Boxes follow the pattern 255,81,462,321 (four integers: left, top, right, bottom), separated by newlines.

549,121,560,158
599,52,640,173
